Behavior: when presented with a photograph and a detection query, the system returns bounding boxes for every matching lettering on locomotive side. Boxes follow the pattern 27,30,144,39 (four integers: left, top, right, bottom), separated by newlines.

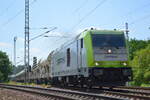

56,58,65,65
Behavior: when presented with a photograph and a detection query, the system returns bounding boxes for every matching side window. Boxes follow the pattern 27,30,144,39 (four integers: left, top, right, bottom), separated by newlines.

81,38,83,48
67,48,70,67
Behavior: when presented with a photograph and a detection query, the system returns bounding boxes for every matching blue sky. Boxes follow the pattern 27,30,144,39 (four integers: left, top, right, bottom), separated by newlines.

0,0,150,65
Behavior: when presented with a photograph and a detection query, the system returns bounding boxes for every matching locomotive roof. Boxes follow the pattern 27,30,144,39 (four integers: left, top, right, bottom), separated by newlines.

78,29,124,39
52,29,124,53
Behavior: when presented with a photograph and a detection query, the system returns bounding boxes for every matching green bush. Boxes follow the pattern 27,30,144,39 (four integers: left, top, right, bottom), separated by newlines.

0,51,13,82
130,44,150,86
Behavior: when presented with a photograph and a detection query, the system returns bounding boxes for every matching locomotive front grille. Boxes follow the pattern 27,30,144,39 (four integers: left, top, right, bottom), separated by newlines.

90,68,131,82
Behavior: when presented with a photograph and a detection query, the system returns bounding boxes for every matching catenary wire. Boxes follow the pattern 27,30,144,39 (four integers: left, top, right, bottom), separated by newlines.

0,0,18,17
69,0,108,32
73,0,89,14
125,2,150,17
118,2,150,29
0,0,38,29
29,27,57,41
129,13,150,25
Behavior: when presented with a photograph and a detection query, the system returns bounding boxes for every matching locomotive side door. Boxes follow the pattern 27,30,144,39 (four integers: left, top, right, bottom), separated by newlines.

77,39,83,74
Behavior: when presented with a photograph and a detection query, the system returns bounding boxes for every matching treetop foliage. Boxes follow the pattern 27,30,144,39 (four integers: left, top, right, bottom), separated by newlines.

129,39,150,86
0,51,13,82
129,38,150,60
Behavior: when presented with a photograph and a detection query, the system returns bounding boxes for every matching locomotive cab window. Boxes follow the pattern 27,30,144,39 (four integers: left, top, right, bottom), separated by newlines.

81,38,83,48
67,48,70,67
92,34,125,47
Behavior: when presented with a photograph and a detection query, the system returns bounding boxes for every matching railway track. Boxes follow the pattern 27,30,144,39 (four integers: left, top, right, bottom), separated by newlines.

100,86,150,99
114,86,150,93
55,85,150,100
0,84,120,100
0,84,150,100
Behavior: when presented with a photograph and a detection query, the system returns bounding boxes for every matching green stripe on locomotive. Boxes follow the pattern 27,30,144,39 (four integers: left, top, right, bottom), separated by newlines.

81,30,129,68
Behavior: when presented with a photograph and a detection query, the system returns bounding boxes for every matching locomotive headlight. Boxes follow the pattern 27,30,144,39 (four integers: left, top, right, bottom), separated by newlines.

108,49,112,53
95,62,99,66
123,62,127,66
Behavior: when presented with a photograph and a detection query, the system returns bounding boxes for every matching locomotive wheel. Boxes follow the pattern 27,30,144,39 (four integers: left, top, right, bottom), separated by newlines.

87,78,92,89
78,77,84,88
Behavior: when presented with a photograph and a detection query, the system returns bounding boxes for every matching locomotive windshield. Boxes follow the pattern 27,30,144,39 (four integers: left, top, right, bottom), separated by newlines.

92,34,126,47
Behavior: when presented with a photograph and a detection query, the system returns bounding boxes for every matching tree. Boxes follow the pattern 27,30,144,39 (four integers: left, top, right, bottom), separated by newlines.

131,44,150,86
0,51,13,82
129,39,148,60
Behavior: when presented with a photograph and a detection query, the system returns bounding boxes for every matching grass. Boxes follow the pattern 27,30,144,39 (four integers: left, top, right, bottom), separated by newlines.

6,81,150,88
128,81,150,87
5,81,51,88
141,84,150,87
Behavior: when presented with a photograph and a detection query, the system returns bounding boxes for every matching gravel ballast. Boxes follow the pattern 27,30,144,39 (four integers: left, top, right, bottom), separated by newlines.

0,88,49,100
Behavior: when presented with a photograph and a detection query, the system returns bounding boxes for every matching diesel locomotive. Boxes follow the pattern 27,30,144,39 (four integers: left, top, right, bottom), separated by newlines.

51,28,132,87
12,28,132,87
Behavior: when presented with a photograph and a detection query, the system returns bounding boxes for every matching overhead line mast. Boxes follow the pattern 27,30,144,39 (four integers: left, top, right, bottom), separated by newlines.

24,0,30,83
